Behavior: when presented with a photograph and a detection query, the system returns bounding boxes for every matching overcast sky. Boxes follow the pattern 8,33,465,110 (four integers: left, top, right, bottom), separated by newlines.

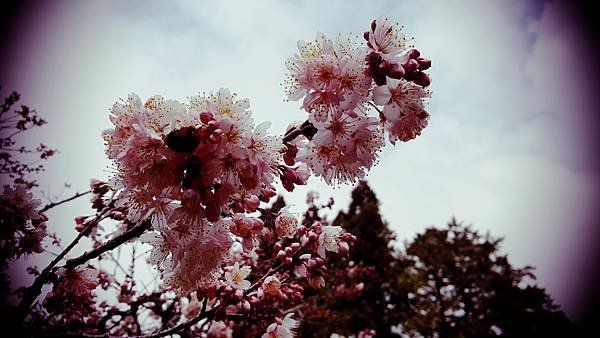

2,0,599,321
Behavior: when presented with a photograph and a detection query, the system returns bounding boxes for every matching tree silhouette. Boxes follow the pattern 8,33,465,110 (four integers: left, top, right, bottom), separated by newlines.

398,219,574,337
298,182,407,337
297,182,574,338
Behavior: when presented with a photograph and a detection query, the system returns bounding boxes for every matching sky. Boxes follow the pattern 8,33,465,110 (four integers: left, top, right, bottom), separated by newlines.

1,0,599,322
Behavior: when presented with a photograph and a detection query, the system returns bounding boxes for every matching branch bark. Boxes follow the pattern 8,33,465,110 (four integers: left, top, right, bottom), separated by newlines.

40,190,91,213
64,222,151,269
16,212,105,321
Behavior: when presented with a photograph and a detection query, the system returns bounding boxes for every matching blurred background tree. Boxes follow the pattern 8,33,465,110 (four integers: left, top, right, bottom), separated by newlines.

296,182,574,338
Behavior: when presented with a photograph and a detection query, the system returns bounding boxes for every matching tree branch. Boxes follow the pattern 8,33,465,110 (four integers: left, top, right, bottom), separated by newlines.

40,190,91,213
63,222,151,269
16,212,105,321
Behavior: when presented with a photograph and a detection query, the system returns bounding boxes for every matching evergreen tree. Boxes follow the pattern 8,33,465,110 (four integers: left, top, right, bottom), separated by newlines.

397,219,574,337
298,182,574,338
298,181,406,337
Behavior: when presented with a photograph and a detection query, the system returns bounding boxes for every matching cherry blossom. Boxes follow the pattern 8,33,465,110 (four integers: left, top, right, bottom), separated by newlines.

284,17,432,185
262,313,299,338
372,77,431,144
275,206,298,239
317,225,343,258
224,262,252,290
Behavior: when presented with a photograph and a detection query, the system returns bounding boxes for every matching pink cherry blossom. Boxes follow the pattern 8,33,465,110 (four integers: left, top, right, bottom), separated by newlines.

317,225,343,258
224,262,252,290
365,16,406,60
372,77,431,144
55,266,99,297
275,207,298,238
262,313,298,338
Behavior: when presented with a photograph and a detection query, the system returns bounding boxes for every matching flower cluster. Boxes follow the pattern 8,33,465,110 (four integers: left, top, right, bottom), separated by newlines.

9,16,434,338
0,184,47,260
284,16,432,184
177,199,356,337
103,89,309,294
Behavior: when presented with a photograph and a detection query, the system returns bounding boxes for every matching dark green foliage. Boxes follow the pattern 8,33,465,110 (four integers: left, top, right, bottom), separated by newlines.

298,181,407,337
298,181,574,338
399,219,574,337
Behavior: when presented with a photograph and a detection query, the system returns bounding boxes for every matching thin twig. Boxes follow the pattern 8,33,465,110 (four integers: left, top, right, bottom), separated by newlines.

17,211,106,320
40,190,91,213
64,222,151,269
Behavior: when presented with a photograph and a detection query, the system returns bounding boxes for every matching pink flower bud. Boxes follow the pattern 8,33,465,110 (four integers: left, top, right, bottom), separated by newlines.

251,218,264,231
284,257,293,265
417,57,431,70
259,187,277,202
411,71,431,87
407,48,420,59
338,241,350,253
290,242,301,251
301,235,310,246
281,177,295,192
75,216,86,225
274,242,283,251
387,62,405,79
403,58,419,73
199,111,214,124
276,250,287,260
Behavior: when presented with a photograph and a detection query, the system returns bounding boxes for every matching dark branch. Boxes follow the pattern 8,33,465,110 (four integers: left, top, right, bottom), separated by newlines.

40,190,91,213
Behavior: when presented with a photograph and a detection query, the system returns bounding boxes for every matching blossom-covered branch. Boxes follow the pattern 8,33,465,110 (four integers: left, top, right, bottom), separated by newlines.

4,16,433,337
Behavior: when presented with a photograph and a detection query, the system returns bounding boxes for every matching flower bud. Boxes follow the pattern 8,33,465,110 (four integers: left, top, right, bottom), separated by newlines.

284,257,293,265
338,241,350,254
301,235,310,246
75,216,87,225
112,211,126,220
407,48,420,59
199,111,214,124
411,71,431,87
387,62,405,79
403,58,419,73
417,57,431,70
244,195,260,212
